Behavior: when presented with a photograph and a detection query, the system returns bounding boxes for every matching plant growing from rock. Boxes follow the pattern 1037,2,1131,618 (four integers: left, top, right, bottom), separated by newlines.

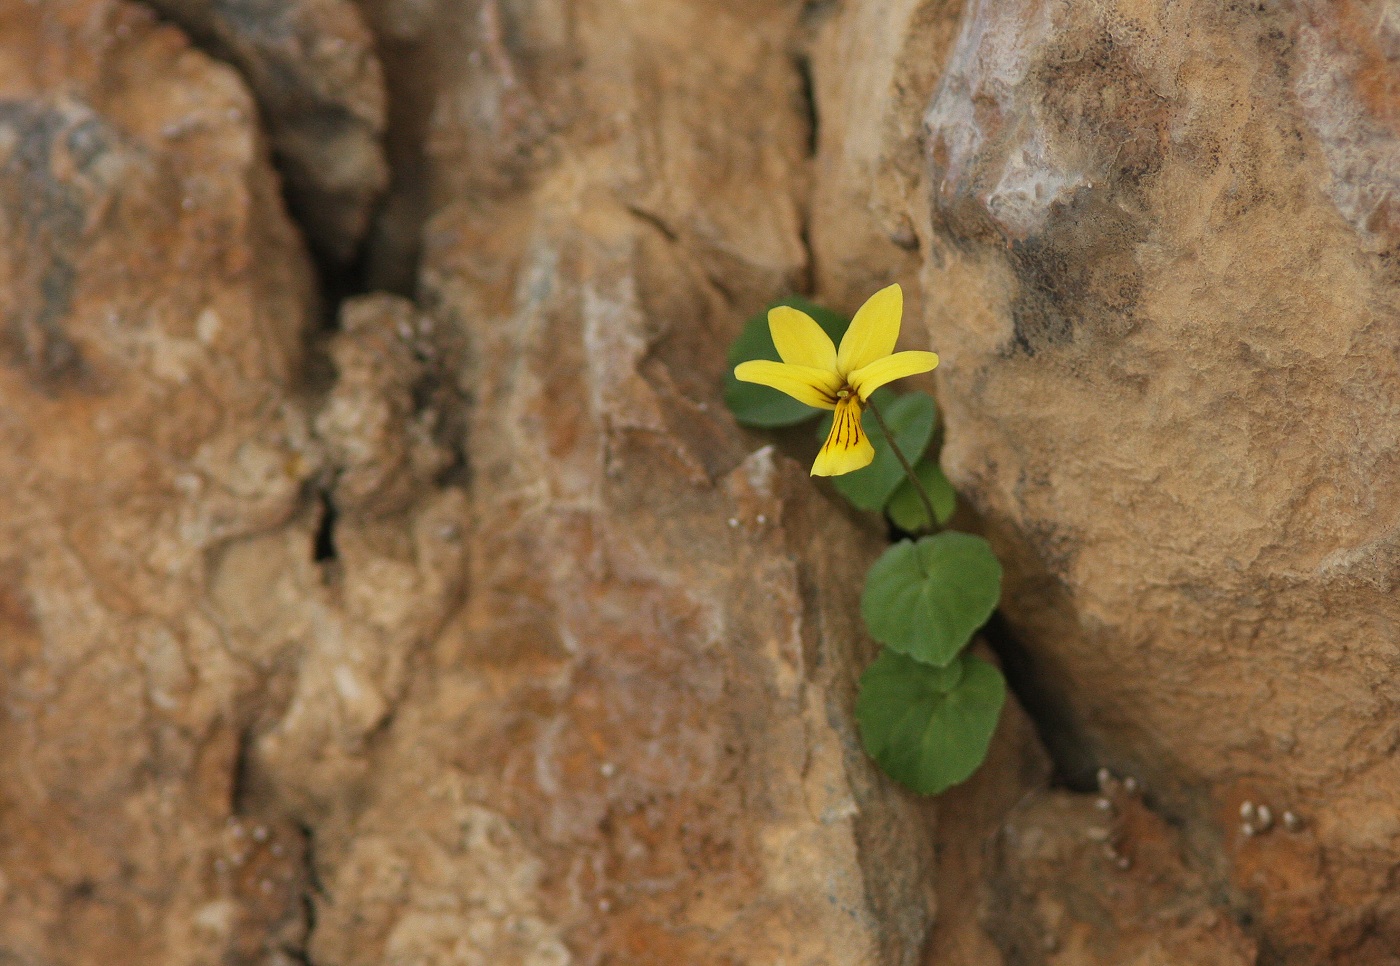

727,286,1004,795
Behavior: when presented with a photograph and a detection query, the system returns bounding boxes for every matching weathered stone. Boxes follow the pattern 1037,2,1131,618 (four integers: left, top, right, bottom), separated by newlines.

0,4,463,962
22,0,1400,960
919,0,1400,959
986,788,1257,965
921,663,1054,966
806,0,960,314
302,2,947,963
145,0,389,261
315,293,460,518
0,1,319,961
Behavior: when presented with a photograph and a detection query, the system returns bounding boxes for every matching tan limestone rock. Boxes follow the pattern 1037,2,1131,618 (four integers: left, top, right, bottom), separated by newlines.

986,783,1257,965
0,1,318,960
145,0,389,261
301,1,953,963
920,0,1400,958
0,4,464,961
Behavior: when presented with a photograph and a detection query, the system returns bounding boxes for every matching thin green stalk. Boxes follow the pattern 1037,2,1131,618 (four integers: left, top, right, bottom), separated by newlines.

865,396,938,533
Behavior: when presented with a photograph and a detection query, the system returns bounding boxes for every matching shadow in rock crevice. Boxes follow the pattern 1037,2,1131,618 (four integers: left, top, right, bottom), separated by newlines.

981,610,1101,793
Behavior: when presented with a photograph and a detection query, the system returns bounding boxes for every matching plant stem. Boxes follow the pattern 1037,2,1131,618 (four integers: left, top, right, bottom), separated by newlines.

865,396,939,534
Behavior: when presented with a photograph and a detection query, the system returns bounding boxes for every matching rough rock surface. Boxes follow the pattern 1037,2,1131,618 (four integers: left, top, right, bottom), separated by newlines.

0,1,319,960
986,780,1257,966
144,0,389,261
305,1,950,962
9,0,1399,962
0,2,459,961
920,0,1400,960
0,0,1001,963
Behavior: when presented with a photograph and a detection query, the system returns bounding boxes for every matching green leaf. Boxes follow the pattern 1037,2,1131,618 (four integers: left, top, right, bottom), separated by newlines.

856,650,1006,796
886,459,957,533
723,297,850,428
861,532,1002,666
817,391,937,511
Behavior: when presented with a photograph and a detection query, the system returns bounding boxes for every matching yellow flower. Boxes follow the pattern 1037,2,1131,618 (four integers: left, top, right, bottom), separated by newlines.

734,284,939,476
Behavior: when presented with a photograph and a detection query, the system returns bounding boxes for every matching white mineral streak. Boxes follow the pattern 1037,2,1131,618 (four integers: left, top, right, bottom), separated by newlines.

924,0,1084,238
1293,0,1400,247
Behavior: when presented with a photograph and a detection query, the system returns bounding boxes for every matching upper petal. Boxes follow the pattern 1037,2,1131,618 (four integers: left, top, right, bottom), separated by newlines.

768,305,837,371
836,283,903,376
848,351,940,400
734,360,841,410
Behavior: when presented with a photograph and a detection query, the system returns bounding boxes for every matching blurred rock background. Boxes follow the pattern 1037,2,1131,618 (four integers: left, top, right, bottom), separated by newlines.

0,0,1395,963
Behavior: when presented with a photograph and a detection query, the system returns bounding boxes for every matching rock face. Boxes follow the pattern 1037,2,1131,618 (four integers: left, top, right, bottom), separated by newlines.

0,1,319,960
144,0,388,261
985,780,1258,966
5,0,1398,962
921,0,1400,959
0,0,984,963
0,2,458,962
305,1,946,962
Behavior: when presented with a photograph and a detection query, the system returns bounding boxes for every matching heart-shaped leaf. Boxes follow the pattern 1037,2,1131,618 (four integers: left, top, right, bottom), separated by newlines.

861,532,1002,666
724,298,849,427
817,391,937,511
886,458,957,533
856,649,1006,795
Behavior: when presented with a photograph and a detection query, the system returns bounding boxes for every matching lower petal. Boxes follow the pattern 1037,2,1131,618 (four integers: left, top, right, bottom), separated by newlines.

812,398,876,476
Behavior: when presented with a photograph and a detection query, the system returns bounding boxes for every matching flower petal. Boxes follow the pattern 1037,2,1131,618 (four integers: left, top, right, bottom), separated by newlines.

849,350,940,400
837,283,903,376
812,397,875,476
734,360,840,410
768,305,837,370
